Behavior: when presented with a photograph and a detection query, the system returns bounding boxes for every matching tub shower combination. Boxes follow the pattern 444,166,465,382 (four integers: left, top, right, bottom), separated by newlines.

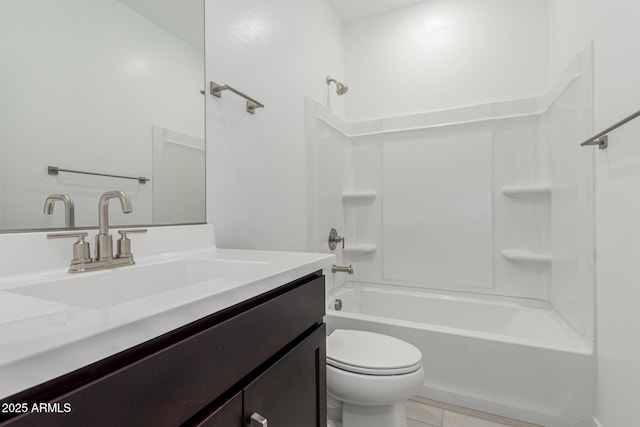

309,47,595,426
325,282,593,426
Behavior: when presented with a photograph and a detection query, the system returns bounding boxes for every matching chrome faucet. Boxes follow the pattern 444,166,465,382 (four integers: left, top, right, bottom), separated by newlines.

95,190,133,261
47,190,146,273
43,194,75,228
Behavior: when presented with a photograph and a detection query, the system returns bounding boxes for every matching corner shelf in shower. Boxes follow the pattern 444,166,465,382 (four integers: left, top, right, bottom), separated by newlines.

500,185,551,198
342,191,377,202
501,249,552,264
343,244,377,255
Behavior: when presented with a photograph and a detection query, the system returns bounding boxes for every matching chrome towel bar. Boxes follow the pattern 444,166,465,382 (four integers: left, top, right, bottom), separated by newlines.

48,166,149,184
580,108,640,149
209,81,265,114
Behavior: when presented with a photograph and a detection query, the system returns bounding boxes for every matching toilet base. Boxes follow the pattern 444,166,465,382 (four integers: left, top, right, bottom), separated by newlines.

341,402,408,427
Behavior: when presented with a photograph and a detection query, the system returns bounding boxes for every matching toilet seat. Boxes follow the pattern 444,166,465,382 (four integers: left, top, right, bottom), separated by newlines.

327,329,422,375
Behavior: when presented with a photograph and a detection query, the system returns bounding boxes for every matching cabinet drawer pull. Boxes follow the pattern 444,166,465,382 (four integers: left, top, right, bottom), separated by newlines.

250,412,268,426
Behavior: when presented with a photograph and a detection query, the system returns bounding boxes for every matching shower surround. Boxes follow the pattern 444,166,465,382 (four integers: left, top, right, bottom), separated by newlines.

306,47,595,427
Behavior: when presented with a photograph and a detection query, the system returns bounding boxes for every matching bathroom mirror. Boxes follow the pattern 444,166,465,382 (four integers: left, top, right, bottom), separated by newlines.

0,0,205,232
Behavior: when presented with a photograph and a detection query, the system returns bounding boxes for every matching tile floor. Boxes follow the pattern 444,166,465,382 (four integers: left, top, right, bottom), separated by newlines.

405,397,543,427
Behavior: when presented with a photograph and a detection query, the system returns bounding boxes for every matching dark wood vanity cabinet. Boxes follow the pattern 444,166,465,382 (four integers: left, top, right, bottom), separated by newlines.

0,271,327,427
196,325,326,427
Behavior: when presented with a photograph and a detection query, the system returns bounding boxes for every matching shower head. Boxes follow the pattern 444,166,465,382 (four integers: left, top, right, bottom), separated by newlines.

326,76,348,95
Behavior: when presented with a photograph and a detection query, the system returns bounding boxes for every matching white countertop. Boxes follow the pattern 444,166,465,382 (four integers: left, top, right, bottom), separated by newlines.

0,246,334,400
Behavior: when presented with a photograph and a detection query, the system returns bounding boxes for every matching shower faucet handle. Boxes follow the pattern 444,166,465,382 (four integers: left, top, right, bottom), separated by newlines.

328,228,345,251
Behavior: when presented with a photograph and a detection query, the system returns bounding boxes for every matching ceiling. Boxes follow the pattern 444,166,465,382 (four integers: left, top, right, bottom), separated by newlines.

329,0,426,24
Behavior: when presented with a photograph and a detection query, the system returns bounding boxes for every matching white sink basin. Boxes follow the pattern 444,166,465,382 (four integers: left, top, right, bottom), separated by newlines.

0,292,71,325
6,258,267,310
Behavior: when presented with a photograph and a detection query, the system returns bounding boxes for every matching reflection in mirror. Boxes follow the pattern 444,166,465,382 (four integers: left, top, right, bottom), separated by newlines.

0,0,205,232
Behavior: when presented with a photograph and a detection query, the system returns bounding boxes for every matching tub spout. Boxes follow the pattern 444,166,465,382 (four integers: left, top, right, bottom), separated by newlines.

332,264,353,274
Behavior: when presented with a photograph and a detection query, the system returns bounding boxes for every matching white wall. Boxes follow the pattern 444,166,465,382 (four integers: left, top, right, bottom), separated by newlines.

304,0,347,120
344,0,549,121
591,1,640,426
205,0,307,250
205,0,347,251
0,0,204,230
548,0,640,426
548,0,595,84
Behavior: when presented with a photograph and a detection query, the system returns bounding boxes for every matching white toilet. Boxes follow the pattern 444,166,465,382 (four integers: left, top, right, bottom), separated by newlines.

326,329,425,427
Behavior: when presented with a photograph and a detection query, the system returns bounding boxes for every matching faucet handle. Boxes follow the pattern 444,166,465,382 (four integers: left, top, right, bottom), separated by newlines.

116,229,147,259
47,231,87,238
47,232,92,265
117,229,148,236
328,228,345,251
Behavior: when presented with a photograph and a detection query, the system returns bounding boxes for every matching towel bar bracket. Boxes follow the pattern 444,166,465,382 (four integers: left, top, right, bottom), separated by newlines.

580,108,640,148
581,135,608,150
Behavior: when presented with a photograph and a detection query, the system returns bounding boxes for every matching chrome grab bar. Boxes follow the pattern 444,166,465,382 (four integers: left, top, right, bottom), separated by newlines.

209,81,265,114
580,108,640,149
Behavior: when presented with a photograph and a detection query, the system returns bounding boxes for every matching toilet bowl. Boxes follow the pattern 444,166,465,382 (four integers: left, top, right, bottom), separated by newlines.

326,329,424,427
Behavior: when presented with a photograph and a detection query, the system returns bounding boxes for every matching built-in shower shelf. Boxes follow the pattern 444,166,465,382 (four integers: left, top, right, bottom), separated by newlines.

342,191,377,202
501,250,552,264
500,185,551,198
343,244,377,255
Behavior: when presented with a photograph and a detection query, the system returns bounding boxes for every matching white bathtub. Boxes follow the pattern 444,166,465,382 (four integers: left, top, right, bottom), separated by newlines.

325,282,594,427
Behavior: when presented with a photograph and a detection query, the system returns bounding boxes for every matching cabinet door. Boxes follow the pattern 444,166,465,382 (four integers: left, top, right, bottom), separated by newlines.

244,325,326,427
196,392,243,427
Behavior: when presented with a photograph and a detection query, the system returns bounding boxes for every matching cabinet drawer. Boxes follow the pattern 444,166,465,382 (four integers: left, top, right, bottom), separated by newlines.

2,274,325,427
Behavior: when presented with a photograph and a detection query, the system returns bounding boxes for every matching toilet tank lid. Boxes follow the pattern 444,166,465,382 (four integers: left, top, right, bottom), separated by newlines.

326,329,422,374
